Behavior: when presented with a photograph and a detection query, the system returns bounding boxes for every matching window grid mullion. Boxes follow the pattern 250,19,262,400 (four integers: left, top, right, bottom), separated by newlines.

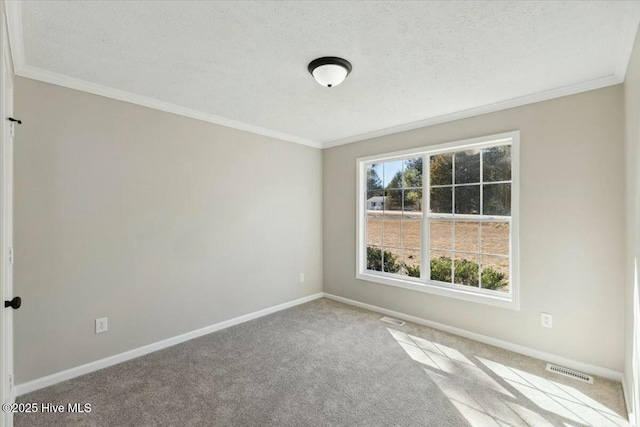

429,247,508,258
423,154,430,281
431,179,511,189
377,244,422,252
364,188,368,270
363,188,365,270
479,148,483,290
451,153,456,284
427,215,510,222
400,163,404,257
381,166,385,272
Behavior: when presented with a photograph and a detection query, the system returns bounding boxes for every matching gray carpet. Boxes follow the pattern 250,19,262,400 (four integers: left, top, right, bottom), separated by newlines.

15,298,628,426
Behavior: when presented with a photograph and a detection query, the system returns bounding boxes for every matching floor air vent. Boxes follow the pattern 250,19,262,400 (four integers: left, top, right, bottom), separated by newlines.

546,364,593,384
380,316,405,326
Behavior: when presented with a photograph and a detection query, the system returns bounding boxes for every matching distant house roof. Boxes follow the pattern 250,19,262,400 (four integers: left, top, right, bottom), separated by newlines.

367,196,386,203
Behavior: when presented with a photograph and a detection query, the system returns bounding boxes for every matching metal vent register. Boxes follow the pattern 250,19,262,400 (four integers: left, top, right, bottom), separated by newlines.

380,317,405,326
546,364,594,384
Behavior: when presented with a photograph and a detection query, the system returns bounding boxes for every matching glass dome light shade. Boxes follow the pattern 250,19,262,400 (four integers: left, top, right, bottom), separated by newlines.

308,57,352,88
312,64,348,87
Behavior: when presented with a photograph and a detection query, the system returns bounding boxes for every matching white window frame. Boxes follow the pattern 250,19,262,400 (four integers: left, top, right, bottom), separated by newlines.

356,131,520,310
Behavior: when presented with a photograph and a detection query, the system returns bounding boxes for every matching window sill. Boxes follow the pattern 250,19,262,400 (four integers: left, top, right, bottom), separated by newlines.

356,271,520,310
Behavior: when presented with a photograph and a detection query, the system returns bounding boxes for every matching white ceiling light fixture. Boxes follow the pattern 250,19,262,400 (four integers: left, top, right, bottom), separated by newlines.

308,57,352,88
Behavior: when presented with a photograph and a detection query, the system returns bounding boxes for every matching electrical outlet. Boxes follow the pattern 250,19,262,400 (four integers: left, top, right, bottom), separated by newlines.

541,313,553,328
96,317,108,334
299,273,305,283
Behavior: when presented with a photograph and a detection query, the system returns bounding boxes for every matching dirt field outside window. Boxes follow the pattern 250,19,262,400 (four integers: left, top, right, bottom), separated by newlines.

366,213,509,290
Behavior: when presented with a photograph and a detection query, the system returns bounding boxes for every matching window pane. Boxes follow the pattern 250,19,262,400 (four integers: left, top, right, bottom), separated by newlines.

481,255,509,293
403,189,423,217
366,190,384,211
401,220,421,249
430,153,452,185
383,248,403,274
454,253,479,287
481,222,509,255
367,164,383,190
403,157,423,188
454,221,479,253
483,183,511,216
483,146,511,182
430,187,452,213
383,220,401,248
385,189,402,214
401,249,421,278
455,185,480,214
430,251,452,283
430,220,452,250
455,150,480,184
366,215,382,247
366,246,383,271
384,160,403,188
363,141,514,298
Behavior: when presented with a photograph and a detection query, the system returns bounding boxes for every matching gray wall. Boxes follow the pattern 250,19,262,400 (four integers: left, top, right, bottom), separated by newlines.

624,26,640,421
323,86,626,372
14,78,323,383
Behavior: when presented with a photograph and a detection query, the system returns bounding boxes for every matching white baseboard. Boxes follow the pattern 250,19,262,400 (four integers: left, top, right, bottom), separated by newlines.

16,291,627,403
16,292,324,396
323,292,624,382
622,377,635,426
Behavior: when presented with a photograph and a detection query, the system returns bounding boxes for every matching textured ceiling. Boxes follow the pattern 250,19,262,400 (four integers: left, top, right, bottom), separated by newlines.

8,1,640,147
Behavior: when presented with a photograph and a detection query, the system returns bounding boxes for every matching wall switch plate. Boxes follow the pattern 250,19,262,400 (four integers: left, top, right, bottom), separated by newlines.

299,273,305,283
541,313,553,328
96,317,108,334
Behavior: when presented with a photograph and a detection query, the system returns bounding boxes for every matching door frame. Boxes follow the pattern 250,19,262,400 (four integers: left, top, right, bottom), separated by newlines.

0,1,14,426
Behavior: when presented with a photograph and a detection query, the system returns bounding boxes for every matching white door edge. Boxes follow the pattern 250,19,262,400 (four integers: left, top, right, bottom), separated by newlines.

1,2,15,426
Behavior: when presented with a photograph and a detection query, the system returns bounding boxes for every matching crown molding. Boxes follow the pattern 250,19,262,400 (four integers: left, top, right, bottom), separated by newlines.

4,1,322,149
4,1,634,151
13,67,623,151
322,74,622,149
17,65,323,148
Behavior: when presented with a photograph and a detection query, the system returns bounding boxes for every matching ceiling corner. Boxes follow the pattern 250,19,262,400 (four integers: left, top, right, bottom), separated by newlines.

615,17,640,82
4,0,24,74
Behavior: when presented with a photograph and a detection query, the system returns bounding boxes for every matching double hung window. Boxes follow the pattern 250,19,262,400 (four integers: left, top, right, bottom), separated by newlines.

356,132,519,309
